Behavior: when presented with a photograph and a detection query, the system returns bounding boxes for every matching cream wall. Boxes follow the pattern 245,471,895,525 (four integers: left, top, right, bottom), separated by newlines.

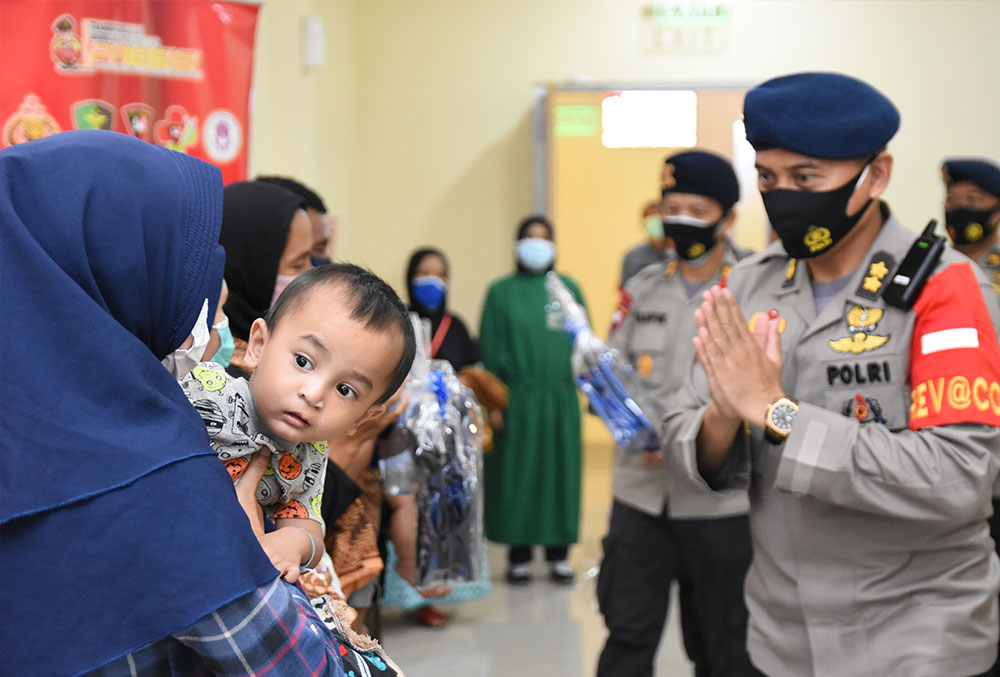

251,0,1000,328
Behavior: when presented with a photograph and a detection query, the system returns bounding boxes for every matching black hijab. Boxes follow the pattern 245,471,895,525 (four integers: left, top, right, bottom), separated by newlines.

220,180,306,340
405,247,481,370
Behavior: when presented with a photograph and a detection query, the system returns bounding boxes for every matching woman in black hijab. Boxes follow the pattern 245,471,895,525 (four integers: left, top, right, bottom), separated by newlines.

219,180,312,375
406,247,481,370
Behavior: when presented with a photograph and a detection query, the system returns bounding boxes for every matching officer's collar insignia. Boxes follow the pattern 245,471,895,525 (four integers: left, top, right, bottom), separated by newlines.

992,270,1000,294
664,259,679,279
841,392,885,425
854,250,897,300
782,258,797,288
986,251,1000,268
661,163,676,190
828,304,889,354
748,310,786,335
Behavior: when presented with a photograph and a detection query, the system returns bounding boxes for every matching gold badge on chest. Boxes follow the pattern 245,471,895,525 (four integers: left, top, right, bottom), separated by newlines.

637,353,654,378
828,305,890,354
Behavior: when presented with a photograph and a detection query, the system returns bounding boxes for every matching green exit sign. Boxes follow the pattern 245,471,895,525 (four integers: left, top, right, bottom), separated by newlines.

553,105,600,137
641,2,731,27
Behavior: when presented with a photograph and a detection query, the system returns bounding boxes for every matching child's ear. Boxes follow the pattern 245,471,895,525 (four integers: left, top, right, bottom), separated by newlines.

347,402,388,436
243,318,269,370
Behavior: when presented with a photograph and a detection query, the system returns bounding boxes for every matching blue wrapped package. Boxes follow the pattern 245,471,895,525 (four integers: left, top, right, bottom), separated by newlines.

545,272,658,452
379,314,488,597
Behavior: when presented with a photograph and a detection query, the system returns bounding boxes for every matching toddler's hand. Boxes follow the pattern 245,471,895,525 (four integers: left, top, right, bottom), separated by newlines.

259,529,305,584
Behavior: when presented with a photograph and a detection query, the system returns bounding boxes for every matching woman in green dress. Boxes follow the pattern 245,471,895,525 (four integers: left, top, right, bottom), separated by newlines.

479,215,585,585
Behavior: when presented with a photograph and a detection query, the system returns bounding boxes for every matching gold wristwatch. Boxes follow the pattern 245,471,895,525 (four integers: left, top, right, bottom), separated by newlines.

764,396,799,444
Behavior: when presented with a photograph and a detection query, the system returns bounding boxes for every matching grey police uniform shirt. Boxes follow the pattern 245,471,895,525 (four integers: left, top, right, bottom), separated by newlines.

977,244,1000,305
662,213,1000,677
180,362,329,526
608,251,749,519
976,245,1000,499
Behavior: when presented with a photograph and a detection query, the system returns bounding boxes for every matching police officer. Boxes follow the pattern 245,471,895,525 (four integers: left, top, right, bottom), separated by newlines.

598,150,755,677
621,200,672,286
662,72,1000,677
942,159,1000,301
941,157,1000,673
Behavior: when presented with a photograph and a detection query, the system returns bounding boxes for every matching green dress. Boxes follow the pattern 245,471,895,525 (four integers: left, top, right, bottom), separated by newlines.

479,271,584,546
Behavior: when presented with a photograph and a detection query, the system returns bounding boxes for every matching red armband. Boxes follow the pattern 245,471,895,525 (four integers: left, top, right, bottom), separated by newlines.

908,262,1000,430
609,288,632,335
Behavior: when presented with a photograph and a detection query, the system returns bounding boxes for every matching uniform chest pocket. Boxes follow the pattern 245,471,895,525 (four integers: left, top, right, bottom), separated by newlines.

629,323,671,384
821,353,910,430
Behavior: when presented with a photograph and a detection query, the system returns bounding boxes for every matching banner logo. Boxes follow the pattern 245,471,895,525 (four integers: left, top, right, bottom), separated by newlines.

3,94,61,145
121,103,153,141
72,100,114,130
155,105,198,153
50,15,83,70
203,109,242,163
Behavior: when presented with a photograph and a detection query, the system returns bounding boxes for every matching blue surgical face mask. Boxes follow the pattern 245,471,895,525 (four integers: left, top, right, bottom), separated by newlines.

211,316,235,367
412,275,447,312
516,237,556,273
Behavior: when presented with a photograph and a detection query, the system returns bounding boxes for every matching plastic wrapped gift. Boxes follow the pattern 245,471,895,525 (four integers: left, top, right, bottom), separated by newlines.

379,314,487,591
545,272,658,452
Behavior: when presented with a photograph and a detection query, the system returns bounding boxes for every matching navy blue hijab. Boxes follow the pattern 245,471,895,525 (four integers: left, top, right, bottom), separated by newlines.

0,131,277,674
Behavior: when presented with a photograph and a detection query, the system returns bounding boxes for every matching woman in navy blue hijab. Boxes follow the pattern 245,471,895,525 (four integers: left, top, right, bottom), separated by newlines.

0,132,356,675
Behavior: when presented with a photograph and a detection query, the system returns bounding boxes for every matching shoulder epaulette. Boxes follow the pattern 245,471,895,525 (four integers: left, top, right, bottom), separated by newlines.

855,250,896,301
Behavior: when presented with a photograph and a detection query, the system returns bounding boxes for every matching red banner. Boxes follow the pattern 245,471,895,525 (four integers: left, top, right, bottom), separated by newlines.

0,0,258,184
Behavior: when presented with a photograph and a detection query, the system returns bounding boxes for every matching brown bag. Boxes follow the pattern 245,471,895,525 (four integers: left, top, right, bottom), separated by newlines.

458,366,508,410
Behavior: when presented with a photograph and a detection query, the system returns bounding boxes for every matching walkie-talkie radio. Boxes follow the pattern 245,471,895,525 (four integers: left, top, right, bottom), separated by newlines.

882,220,945,310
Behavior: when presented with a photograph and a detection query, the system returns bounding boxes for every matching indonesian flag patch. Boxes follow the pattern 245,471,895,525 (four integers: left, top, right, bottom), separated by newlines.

909,262,1000,430
609,288,632,335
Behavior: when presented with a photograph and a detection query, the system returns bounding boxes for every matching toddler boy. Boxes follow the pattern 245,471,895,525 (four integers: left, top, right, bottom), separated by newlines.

182,264,415,581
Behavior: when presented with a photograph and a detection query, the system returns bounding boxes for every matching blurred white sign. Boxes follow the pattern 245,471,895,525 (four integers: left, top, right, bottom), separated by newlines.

601,90,697,149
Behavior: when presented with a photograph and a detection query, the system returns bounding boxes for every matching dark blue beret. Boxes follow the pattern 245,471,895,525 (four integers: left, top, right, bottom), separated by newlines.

744,72,900,159
661,150,740,212
942,159,1000,200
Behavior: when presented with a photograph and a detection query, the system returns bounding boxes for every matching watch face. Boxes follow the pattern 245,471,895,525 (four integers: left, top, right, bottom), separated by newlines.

771,404,796,431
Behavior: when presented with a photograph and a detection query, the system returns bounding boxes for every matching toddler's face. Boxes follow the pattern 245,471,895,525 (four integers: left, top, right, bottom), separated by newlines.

243,285,402,443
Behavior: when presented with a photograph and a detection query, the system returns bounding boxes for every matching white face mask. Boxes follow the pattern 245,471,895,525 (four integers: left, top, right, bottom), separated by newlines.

161,298,210,379
662,214,711,228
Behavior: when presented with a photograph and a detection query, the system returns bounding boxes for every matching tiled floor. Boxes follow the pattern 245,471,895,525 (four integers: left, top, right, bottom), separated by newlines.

380,442,693,676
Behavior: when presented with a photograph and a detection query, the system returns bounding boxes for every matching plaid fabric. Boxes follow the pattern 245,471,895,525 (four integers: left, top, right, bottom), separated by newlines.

88,578,346,677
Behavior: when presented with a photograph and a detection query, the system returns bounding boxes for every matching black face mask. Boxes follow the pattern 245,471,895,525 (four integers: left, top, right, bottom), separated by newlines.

945,207,997,245
762,165,872,259
663,215,723,264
